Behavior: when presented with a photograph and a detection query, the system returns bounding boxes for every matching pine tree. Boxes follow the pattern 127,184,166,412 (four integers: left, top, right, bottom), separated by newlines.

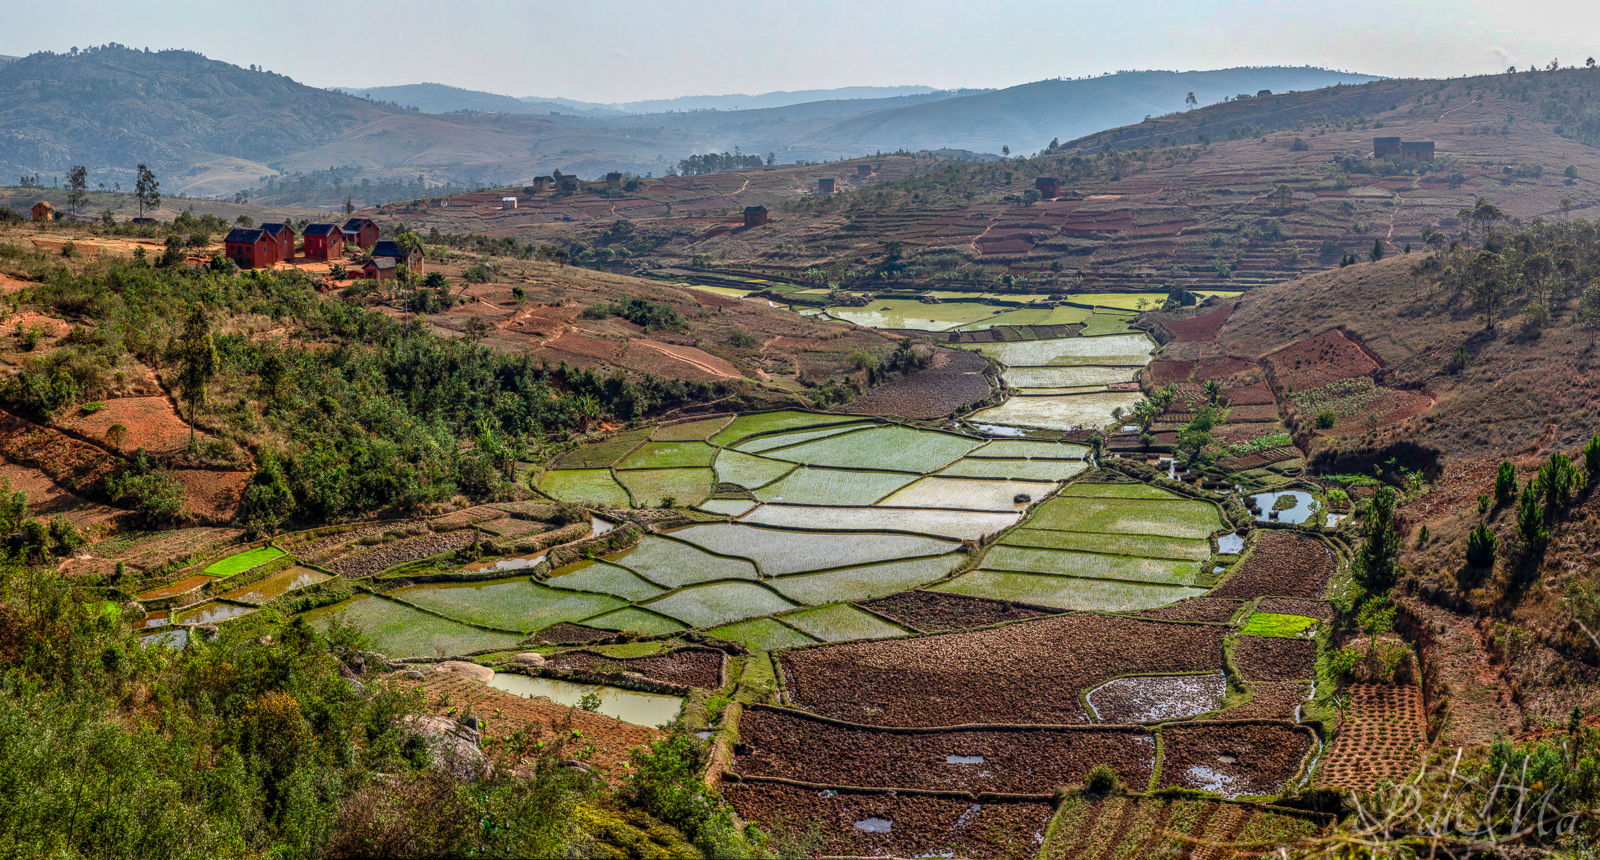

177,305,217,447
1354,486,1402,593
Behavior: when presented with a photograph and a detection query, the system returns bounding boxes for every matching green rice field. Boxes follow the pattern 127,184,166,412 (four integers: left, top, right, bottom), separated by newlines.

968,391,1145,430
981,545,1201,585
780,604,908,642
604,536,758,587
546,560,667,601
706,617,819,651
669,523,958,575
935,458,1089,482
1066,292,1169,310
767,555,962,604
1240,613,1318,638
754,467,917,506
203,546,285,577
1062,482,1187,500
640,581,799,629
739,505,1019,541
762,426,979,474
615,468,714,507
617,441,717,470
734,424,871,453
953,307,1055,331
1001,528,1212,562
932,570,1207,612
969,440,1089,459
1027,496,1225,540
827,299,996,331
551,428,650,469
880,476,1057,510
651,416,731,441
1079,312,1141,337
699,499,757,516
221,566,331,605
396,578,627,633
582,606,688,635
713,449,795,490
538,468,633,508
303,594,522,657
709,411,850,447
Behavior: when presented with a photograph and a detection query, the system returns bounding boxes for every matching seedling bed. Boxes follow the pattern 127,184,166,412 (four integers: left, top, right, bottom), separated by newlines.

736,706,1155,794
617,441,717,470
1256,598,1334,623
545,647,725,689
780,613,1226,727
1234,636,1318,682
1318,682,1428,790
202,546,285,577
856,590,1055,633
725,781,1053,860
1155,723,1314,798
1042,795,1321,859
1209,532,1336,600
1087,672,1226,723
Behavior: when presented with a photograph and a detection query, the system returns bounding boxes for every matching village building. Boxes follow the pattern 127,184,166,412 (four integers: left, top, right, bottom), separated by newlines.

817,178,835,195
129,217,158,225
30,201,52,222
259,222,295,261
223,228,277,269
371,239,424,273
531,176,552,192
501,196,518,209
743,205,769,227
302,223,344,261
856,164,873,177
1374,137,1436,160
356,257,397,282
1035,177,1061,198
606,172,623,187
340,218,380,250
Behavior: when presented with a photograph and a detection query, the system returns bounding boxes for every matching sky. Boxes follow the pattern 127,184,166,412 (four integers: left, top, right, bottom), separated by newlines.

2,0,1598,103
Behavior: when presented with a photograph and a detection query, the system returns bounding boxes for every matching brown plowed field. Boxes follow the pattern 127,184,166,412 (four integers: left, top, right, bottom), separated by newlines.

725,781,1052,860
1265,329,1383,394
1042,794,1323,859
531,621,610,645
169,469,250,523
1234,636,1318,682
0,458,125,529
1193,356,1260,381
1162,303,1236,342
1148,359,1196,386
780,614,1226,727
55,396,202,453
291,521,428,565
1319,683,1428,790
0,408,119,493
1220,381,1277,406
330,529,479,577
1225,682,1313,720
842,348,992,419
1210,532,1336,600
856,590,1055,633
735,706,1155,794
1226,404,1281,422
1155,723,1313,798
407,670,660,786
546,647,724,689
1131,597,1244,624
106,526,245,571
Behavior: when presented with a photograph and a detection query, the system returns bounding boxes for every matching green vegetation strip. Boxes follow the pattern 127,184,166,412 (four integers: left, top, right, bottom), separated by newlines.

1239,613,1318,638
1027,496,1224,540
981,545,1201,585
706,618,820,651
202,546,286,577
1001,528,1212,562
779,604,909,642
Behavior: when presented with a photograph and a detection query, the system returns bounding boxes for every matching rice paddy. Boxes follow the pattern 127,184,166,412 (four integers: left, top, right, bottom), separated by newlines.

551,428,650,469
651,416,731,441
537,468,633,508
582,606,689,635
932,570,1208,612
617,441,717,470
754,467,917,506
699,498,758,516
302,594,523,657
707,617,820,651
734,423,872,454
935,457,1089,481
767,555,963,604
546,560,667,601
953,307,1055,330
969,333,1154,367
1079,312,1142,336
780,604,909,642
1002,366,1138,388
762,426,980,474
604,536,759,587
709,411,856,447
713,449,796,490
202,546,285,577
668,523,958,575
1063,482,1186,500
738,505,1019,541
880,476,1057,510
1001,528,1212,562
396,578,627,633
614,468,714,507
1027,495,1225,540
220,566,331,604
1065,292,1170,310
640,581,800,629
981,545,1202,585
969,440,1088,459
968,390,1145,430
826,299,997,331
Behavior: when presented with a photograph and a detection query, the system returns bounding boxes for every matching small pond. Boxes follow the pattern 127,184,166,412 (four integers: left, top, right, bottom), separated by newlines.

222,566,331,604
1215,533,1246,554
591,517,615,536
488,674,683,727
1247,491,1318,525
139,627,189,649
969,423,1029,437
460,553,547,574
174,601,256,625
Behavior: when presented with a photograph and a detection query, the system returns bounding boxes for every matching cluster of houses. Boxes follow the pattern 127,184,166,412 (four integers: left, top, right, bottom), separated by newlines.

221,217,423,279
1373,137,1436,160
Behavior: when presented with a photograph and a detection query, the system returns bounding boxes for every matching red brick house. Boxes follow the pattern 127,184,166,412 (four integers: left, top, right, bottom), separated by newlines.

356,257,397,282
224,228,277,269
817,178,835,194
341,218,380,251
606,172,622,187
371,239,424,273
743,206,769,227
31,201,52,222
259,222,295,262
856,164,872,177
1034,177,1061,198
302,224,343,261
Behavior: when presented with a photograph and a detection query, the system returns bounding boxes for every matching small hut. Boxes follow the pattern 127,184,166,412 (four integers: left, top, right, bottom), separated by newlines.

30,201,53,222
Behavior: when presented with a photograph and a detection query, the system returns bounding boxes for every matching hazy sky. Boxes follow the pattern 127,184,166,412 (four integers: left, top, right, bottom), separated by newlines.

3,0,1598,102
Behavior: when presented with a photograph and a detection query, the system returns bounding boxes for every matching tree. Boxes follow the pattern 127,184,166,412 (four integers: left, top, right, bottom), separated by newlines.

1567,164,1581,180
176,305,217,447
66,166,87,217
1185,92,1197,109
344,196,354,215
1354,485,1401,594
1370,239,1385,262
1000,145,1010,158
1516,482,1547,553
1584,434,1600,484
1465,249,1512,330
134,164,160,219
1495,460,1518,506
1268,183,1294,207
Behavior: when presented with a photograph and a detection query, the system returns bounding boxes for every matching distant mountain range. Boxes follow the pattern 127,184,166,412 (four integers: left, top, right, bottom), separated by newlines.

0,47,1383,205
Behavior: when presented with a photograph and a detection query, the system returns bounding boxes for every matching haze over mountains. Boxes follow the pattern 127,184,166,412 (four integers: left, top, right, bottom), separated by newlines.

0,45,1378,203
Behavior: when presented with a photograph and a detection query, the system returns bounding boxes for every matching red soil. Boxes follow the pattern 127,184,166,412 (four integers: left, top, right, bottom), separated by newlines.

1210,532,1336,601
1265,329,1383,394
1318,683,1428,790
1163,303,1236,342
55,396,204,454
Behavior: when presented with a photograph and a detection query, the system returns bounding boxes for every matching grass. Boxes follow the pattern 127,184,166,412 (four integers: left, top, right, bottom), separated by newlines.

753,467,917,506
551,428,651,469
1079,312,1141,337
1001,527,1213,562
202,546,285,577
615,468,714,507
617,441,717,470
1066,292,1170,310
1240,612,1319,638
302,594,523,657
880,476,1058,510
639,581,799,629
766,555,962,604
761,426,980,474
396,578,627,634
581,606,688,635
706,618,819,651
827,299,997,331
669,523,957,575
537,468,633,508
709,411,850,447
605,536,758,588
1027,496,1225,540
981,545,1202,585
935,458,1089,481
545,560,666,601
738,505,1020,541
932,569,1206,612
779,604,909,642
712,449,795,490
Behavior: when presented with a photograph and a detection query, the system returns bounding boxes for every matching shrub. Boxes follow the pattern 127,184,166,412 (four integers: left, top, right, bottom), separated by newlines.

1353,486,1401,593
1084,764,1120,794
1494,461,1518,506
1466,523,1498,567
103,423,128,450
80,401,104,413
462,263,493,284
1315,409,1337,429
725,329,758,349
1586,435,1600,484
623,730,744,857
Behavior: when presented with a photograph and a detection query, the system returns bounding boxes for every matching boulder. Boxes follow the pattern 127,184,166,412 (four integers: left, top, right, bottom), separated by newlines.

436,661,494,683
402,715,492,782
514,652,547,667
